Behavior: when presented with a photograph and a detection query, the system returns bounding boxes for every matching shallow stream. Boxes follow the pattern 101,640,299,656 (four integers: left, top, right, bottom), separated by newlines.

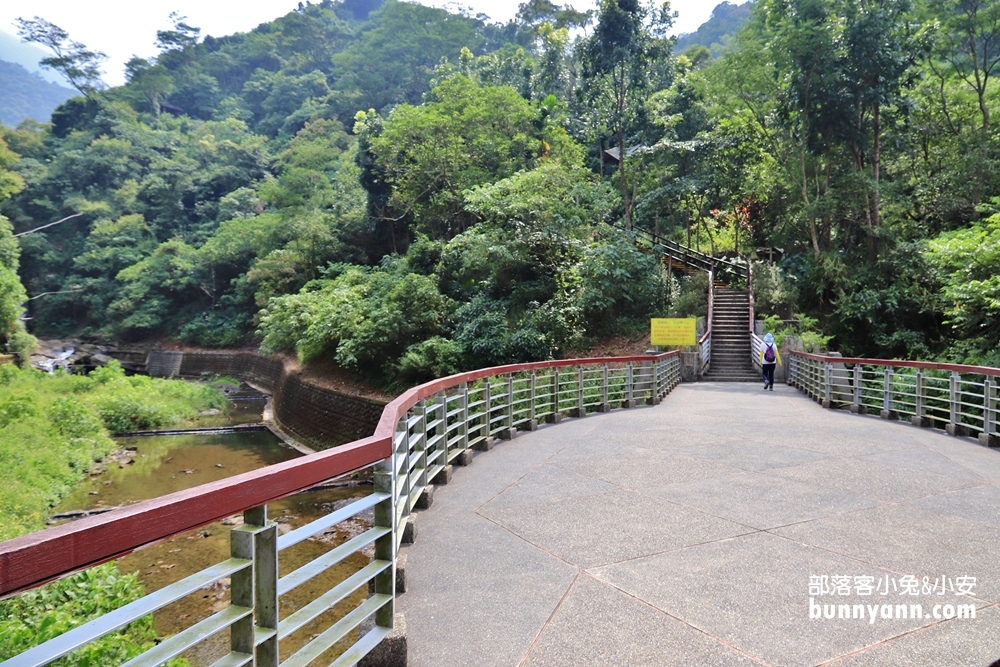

53,392,372,665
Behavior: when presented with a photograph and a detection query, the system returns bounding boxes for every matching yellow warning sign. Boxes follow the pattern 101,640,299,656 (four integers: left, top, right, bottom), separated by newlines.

650,318,697,346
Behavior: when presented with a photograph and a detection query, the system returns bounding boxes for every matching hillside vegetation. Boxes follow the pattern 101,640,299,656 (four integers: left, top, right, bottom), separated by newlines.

0,59,75,126
675,1,751,54
0,0,997,383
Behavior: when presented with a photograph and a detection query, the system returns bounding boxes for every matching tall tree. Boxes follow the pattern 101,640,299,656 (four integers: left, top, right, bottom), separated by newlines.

580,0,674,229
931,0,1000,207
843,0,919,254
15,17,106,97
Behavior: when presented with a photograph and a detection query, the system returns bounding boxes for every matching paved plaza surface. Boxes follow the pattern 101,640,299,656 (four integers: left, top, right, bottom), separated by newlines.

397,382,1000,666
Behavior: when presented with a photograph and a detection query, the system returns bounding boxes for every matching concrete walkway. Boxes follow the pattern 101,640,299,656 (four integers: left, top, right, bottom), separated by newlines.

397,382,1000,666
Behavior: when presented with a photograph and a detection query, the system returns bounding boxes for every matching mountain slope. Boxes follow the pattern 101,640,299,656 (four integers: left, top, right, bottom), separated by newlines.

675,1,751,55
0,59,76,127
0,31,63,84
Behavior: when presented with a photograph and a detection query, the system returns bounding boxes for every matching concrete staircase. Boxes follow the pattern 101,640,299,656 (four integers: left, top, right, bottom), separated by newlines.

703,289,760,382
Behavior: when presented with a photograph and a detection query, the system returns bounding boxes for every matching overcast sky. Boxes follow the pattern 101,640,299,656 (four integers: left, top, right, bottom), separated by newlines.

0,0,745,87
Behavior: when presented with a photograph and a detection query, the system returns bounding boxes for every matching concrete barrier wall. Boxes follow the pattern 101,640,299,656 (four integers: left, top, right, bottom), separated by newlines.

147,350,386,450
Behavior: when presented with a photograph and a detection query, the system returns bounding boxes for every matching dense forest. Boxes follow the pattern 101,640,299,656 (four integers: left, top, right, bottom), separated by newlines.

1,0,998,386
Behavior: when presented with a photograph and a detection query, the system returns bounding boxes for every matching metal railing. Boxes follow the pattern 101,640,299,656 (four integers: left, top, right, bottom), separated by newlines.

698,269,714,375
608,223,750,287
787,352,1000,446
751,333,764,372
0,352,683,667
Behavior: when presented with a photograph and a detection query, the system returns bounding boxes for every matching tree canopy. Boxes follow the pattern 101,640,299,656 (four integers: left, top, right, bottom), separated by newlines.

1,0,999,380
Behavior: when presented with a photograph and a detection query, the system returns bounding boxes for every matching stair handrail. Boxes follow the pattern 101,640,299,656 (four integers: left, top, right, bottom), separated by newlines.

699,268,714,375
606,221,751,288
751,333,764,371
748,259,758,369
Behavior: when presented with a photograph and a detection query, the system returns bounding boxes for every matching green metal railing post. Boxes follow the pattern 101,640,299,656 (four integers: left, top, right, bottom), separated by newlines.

880,367,897,420
373,462,395,630
624,362,634,408
983,379,999,447
913,371,930,427
599,364,610,412
232,506,278,666
947,371,967,436
460,383,470,451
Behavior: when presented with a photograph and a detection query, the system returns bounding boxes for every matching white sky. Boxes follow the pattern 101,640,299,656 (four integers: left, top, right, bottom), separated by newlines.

0,0,745,87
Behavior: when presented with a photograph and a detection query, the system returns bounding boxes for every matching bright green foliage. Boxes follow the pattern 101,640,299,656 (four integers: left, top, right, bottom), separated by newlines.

331,0,483,113
0,136,24,201
368,75,553,238
751,261,799,319
259,266,452,380
926,209,1000,362
669,272,709,320
0,563,187,667
0,137,31,363
395,336,464,385
762,313,832,352
0,361,224,539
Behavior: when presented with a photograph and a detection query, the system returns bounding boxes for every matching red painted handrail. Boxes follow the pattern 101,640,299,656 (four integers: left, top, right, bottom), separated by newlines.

788,351,1000,378
0,352,680,598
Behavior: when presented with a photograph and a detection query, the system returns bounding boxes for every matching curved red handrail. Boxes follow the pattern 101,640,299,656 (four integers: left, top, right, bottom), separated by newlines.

0,352,680,598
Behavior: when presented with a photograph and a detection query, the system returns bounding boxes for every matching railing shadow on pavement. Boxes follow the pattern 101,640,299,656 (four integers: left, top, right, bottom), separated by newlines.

0,352,683,667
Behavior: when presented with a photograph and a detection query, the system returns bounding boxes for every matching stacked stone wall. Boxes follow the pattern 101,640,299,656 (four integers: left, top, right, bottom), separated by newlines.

147,350,385,450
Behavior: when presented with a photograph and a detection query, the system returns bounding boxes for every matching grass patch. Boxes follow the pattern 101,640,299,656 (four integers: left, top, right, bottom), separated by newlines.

0,360,225,540
0,361,220,666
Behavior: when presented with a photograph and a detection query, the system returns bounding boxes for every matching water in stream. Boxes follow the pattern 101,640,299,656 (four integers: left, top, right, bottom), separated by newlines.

53,395,373,666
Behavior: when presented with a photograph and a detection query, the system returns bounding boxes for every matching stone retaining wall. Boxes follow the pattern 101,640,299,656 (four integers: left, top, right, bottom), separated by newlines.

147,350,386,450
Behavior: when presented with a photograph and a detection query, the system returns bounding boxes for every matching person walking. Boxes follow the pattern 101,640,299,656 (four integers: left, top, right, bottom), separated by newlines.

759,332,781,391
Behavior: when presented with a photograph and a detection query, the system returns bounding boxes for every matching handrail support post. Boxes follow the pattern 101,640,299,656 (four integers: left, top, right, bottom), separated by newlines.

981,379,1000,447
598,364,611,412
912,371,931,428
880,367,898,420
850,365,866,414
946,371,968,436
231,505,278,667
498,374,516,440
526,372,539,429
570,366,586,418
624,362,635,408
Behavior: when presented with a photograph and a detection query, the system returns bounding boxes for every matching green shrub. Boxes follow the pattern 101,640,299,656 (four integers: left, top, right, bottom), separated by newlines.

395,336,463,385
0,363,17,384
93,395,171,434
0,563,188,667
48,398,105,439
0,394,36,427
669,272,709,319
90,359,125,384
8,324,37,368
751,261,798,318
762,314,832,352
